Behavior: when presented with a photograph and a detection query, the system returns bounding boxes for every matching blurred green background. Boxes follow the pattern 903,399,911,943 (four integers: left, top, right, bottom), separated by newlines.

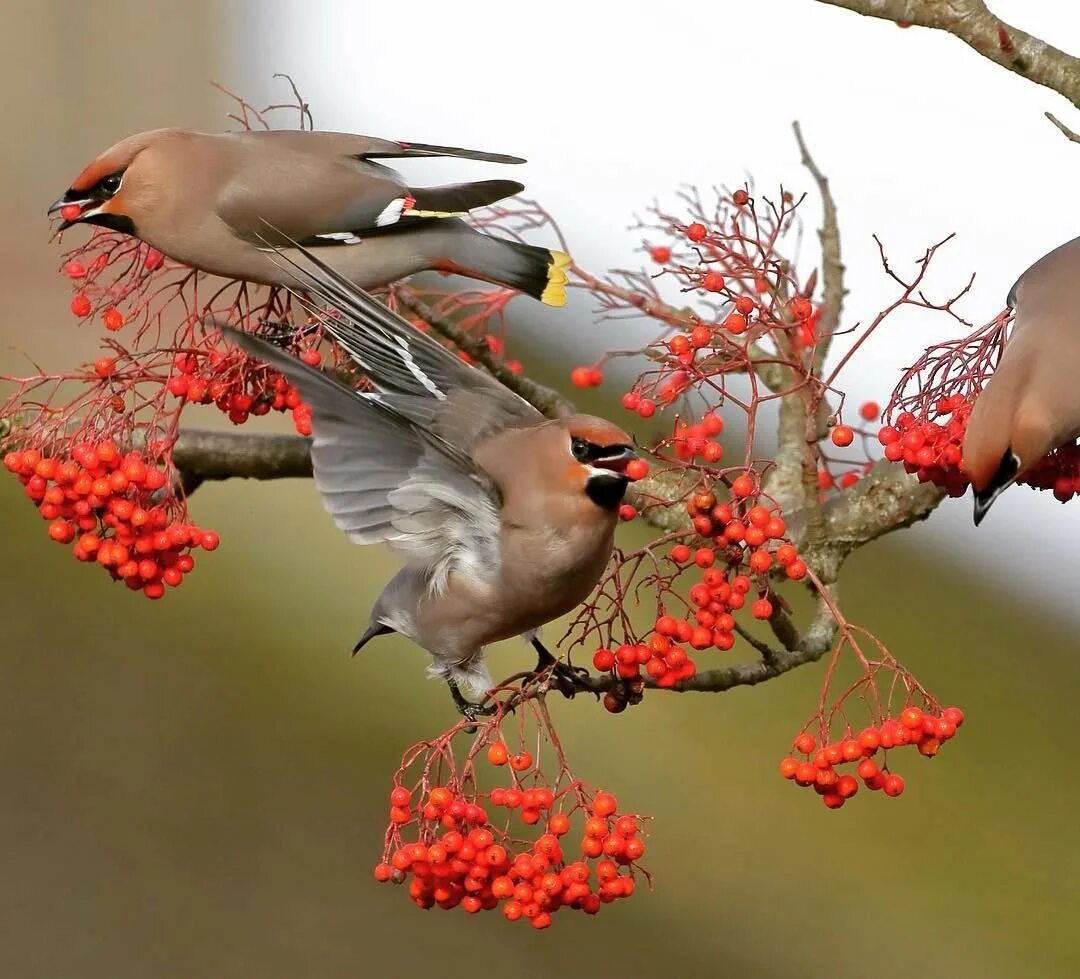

2,3,1078,977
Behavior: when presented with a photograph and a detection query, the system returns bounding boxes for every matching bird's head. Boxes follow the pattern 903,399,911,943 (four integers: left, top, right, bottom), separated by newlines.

48,128,182,236
963,384,1054,525
561,415,638,510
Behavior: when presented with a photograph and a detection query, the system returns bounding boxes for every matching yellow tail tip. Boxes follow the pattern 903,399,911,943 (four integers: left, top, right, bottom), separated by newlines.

541,250,572,306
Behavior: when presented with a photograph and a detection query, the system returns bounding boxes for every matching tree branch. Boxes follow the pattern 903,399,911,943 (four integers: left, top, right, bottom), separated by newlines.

814,0,1080,125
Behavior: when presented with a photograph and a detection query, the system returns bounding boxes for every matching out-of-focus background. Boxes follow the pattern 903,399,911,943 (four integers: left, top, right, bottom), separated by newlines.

3,2,1079,977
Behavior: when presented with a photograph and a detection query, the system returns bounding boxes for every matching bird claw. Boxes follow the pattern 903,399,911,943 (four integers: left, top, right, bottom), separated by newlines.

543,660,594,700
459,700,497,721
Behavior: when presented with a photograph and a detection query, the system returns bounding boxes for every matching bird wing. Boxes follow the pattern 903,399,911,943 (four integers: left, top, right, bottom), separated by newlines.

220,131,524,244
242,130,526,165
262,236,544,453
228,329,502,593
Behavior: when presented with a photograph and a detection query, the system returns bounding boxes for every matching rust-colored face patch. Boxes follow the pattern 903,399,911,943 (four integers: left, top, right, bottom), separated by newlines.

71,160,116,193
566,416,632,449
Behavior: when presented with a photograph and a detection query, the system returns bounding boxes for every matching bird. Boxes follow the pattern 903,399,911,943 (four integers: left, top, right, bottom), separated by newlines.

48,128,571,306
963,236,1080,525
225,243,638,717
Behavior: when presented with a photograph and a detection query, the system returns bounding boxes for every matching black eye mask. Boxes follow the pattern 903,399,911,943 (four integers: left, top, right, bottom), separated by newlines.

571,437,633,464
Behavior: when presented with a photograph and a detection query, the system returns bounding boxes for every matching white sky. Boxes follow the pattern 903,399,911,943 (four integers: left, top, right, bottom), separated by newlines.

232,0,1080,613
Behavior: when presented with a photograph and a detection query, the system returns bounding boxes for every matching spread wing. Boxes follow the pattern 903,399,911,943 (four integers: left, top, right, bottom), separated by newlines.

228,330,502,593
262,235,544,452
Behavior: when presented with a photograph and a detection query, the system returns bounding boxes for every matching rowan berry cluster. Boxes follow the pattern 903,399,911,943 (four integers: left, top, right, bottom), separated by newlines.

589,481,812,709
877,396,972,497
377,715,646,928
166,348,315,435
779,705,964,809
3,441,217,598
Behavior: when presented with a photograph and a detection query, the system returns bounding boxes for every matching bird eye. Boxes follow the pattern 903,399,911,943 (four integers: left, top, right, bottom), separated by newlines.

571,437,591,462
99,173,122,196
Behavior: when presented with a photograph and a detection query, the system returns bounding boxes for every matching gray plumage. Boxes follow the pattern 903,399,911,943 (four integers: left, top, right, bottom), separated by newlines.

228,245,636,709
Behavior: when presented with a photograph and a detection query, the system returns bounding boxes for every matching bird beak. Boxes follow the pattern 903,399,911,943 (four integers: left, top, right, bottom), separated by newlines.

592,446,638,475
972,488,993,527
48,193,96,231
971,450,1020,526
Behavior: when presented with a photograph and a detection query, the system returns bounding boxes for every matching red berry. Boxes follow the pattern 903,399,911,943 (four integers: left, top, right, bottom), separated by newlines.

750,598,773,620
900,706,923,730
860,401,880,421
618,503,636,521
650,245,671,264
690,324,712,348
592,791,617,817
70,294,92,317
857,758,879,781
731,474,754,497
942,706,965,727
836,774,859,799
831,425,854,448
883,774,905,797
102,307,124,331
724,312,747,335
701,272,725,293
626,458,649,481
732,189,749,206
686,223,707,242
570,366,596,388
592,648,615,671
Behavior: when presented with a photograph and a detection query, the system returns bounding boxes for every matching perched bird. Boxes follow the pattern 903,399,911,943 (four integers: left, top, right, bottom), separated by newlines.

48,128,570,306
963,236,1080,525
228,245,637,716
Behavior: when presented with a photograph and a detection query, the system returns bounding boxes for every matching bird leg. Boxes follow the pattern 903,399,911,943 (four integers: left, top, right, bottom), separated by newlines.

447,679,496,722
530,637,591,698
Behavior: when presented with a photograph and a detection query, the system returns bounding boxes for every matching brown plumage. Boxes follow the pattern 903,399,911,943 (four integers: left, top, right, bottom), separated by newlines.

963,236,1080,524
49,128,570,305
227,243,635,716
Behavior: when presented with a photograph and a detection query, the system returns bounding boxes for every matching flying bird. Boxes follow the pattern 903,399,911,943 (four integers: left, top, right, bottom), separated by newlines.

963,236,1080,525
49,128,570,306
227,245,637,716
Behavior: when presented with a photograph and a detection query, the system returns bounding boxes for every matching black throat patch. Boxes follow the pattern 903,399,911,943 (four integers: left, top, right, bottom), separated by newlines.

585,473,629,510
81,212,136,236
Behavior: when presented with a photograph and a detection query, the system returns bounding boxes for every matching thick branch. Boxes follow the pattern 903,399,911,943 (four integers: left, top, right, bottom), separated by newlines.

815,0,1080,115
171,429,312,482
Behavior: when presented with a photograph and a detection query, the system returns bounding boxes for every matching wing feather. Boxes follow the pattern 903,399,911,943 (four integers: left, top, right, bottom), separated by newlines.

226,329,501,584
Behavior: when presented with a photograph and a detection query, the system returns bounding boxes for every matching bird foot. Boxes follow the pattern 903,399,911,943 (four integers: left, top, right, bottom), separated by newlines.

448,680,497,724
539,660,594,700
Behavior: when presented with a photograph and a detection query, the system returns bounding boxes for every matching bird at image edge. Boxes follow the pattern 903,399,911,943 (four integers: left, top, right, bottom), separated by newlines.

48,128,570,306
963,236,1080,525
228,246,637,716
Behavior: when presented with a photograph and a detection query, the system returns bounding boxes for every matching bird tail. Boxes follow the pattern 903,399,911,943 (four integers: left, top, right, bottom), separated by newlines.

443,227,571,307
